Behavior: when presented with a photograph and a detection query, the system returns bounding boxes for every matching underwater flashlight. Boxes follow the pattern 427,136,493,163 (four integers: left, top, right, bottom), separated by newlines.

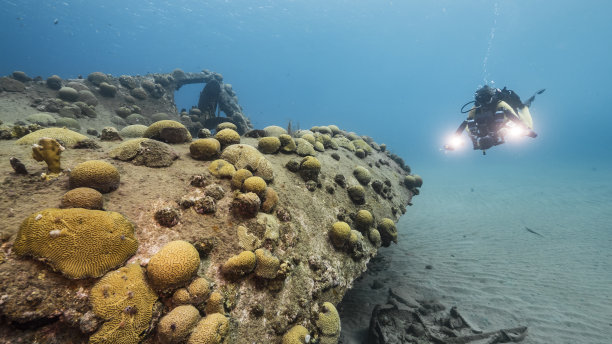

447,135,464,150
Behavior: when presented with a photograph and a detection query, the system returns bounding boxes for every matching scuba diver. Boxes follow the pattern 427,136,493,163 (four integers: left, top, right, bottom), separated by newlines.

445,85,545,155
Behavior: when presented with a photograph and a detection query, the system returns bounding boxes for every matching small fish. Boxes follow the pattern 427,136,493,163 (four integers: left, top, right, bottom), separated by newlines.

525,226,544,237
54,18,59,25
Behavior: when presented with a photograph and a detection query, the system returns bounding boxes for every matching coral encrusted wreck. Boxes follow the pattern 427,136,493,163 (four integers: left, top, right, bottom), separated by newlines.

0,70,419,343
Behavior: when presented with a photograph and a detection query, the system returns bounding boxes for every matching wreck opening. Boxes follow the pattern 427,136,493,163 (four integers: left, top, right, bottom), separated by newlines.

171,72,252,135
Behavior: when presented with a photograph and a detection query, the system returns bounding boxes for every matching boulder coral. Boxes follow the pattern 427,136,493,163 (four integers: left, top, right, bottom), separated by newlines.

13,208,138,279
87,72,109,86
261,187,279,213
282,325,310,344
353,166,372,185
31,137,64,174
60,187,104,210
278,134,296,153
89,264,158,344
354,209,374,231
299,156,321,181
214,128,241,147
377,218,398,247
242,176,267,196
58,87,79,101
147,240,201,292
209,159,236,179
187,313,229,344
190,138,221,160
157,305,201,344
254,248,280,279
204,291,225,315
329,221,351,249
258,136,281,154
144,120,192,144
69,160,120,193
316,302,341,344
216,122,237,132
231,168,253,189
220,144,274,182
16,127,88,147
221,250,257,279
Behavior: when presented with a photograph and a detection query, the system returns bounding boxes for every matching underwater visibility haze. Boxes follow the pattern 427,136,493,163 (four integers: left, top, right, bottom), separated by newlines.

1,1,611,343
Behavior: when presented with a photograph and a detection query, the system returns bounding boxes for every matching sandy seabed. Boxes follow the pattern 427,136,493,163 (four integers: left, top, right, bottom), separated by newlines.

340,161,612,344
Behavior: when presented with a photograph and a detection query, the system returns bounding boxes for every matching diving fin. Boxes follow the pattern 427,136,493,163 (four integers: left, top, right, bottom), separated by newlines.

524,89,545,107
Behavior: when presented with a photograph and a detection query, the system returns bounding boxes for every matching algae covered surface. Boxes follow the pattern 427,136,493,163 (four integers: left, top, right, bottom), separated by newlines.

0,72,416,343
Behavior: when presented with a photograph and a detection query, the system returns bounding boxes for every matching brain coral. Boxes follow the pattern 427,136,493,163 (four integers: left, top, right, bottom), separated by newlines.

13,208,137,279
231,168,253,190
329,221,351,249
378,218,398,247
147,240,200,292
15,127,88,147
208,159,236,178
216,122,237,132
354,209,374,231
190,138,221,160
214,128,241,147
89,263,158,344
242,176,267,196
257,137,281,154
69,160,120,193
157,305,201,344
187,313,229,344
353,166,372,185
254,248,280,279
60,187,104,210
220,144,274,182
282,325,310,344
143,120,192,144
204,291,225,315
222,250,256,279
261,187,279,213
316,302,341,344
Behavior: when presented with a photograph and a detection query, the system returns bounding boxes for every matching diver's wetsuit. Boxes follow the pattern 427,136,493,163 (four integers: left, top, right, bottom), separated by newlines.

454,88,537,154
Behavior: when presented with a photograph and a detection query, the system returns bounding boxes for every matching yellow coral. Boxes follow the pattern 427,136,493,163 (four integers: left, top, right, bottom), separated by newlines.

254,248,280,279
282,325,310,344
214,128,240,147
13,208,137,279
32,137,64,175
257,137,281,154
354,210,374,230
188,277,212,304
316,302,340,344
216,122,237,131
242,176,267,195
69,160,120,193
329,221,351,249
377,218,398,247
230,168,253,189
208,159,236,179
158,305,201,344
278,134,296,153
172,287,192,305
16,127,88,147
302,133,316,145
109,138,148,161
190,138,221,160
221,251,256,279
147,240,200,292
187,313,229,344
261,187,278,213
89,264,158,344
60,187,104,210
143,120,192,143
299,156,321,181
220,144,274,182
204,291,224,315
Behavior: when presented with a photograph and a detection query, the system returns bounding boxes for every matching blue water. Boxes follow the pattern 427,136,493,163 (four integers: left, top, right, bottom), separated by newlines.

2,1,612,342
